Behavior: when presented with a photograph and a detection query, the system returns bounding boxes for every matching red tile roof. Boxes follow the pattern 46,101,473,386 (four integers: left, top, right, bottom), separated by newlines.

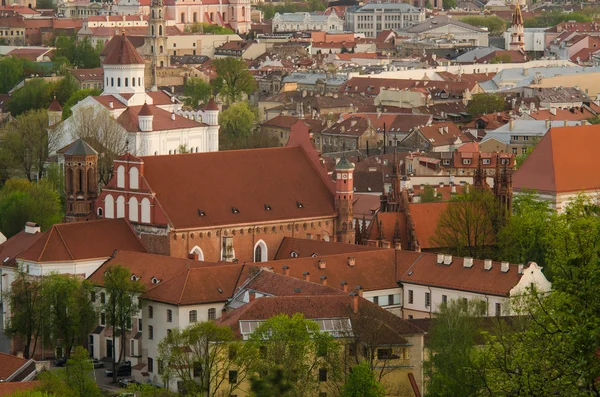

18,219,146,263
0,381,39,396
69,67,103,82
116,105,203,132
262,115,299,129
408,202,448,249
238,269,347,297
102,33,145,65
366,212,408,249
527,107,593,121
0,229,46,266
274,237,382,260
0,353,31,381
513,124,600,193
205,97,218,111
48,97,62,112
137,147,336,229
415,122,473,147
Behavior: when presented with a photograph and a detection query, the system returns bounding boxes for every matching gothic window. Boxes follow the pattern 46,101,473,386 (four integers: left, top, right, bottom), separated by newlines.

66,168,73,193
141,198,151,223
104,194,114,218
125,77,128,87
116,196,125,218
151,25,154,36
193,12,197,22
254,240,267,262
189,246,204,261
116,165,125,188
159,25,163,35
77,169,83,192
128,197,138,222
181,12,185,23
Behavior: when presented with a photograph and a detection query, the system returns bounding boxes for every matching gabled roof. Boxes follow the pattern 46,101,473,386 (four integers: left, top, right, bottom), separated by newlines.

408,202,448,249
102,32,145,65
513,124,600,194
236,269,347,298
262,115,299,129
0,230,45,266
18,219,146,263
412,122,472,147
0,353,33,382
136,147,336,229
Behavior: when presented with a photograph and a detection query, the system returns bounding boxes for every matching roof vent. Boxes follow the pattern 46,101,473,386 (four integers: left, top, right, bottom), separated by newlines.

217,287,223,293
311,253,318,257
296,201,304,208
436,253,444,264
348,256,356,267
197,209,206,216
443,255,452,265
264,204,272,211
501,261,510,273
232,207,240,214
463,257,473,268
294,288,301,293
518,264,524,274
484,259,492,271
318,260,326,269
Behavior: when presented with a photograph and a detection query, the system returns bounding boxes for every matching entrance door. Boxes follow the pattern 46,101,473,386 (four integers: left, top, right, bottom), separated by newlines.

106,340,113,358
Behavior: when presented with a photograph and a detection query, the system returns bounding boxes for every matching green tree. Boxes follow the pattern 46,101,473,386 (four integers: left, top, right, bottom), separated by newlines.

219,102,256,149
183,78,212,107
5,270,47,359
102,264,145,383
250,367,293,397
213,57,256,104
0,109,63,180
459,16,506,36
420,185,440,203
424,299,487,397
524,11,591,28
0,57,24,94
54,35,101,69
41,274,96,359
431,188,499,259
158,321,251,396
341,362,385,397
63,347,103,397
184,22,234,34
124,383,178,396
467,93,506,116
52,74,79,104
0,179,63,238
588,115,600,124
247,313,342,397
442,0,456,9
490,54,513,64
6,79,53,116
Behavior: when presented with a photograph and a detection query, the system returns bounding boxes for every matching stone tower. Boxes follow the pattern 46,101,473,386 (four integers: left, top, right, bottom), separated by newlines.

494,155,513,221
147,0,169,88
509,1,525,51
334,154,355,244
64,139,99,222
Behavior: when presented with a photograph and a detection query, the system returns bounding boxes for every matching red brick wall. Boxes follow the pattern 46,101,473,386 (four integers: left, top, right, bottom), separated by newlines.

168,217,336,263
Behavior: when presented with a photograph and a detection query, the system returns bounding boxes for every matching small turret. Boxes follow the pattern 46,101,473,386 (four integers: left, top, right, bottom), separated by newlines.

204,98,219,125
48,96,63,126
138,103,154,132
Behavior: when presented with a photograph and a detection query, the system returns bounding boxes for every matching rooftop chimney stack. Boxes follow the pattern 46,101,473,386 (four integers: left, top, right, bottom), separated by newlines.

350,292,359,313
484,259,493,271
248,291,256,301
341,281,348,292
24,222,40,235
463,257,473,268
518,264,524,274
303,271,310,282
318,260,326,269
501,262,510,273
320,275,327,286
283,265,289,276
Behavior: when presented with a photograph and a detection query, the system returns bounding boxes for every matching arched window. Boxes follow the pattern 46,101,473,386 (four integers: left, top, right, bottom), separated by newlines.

159,45,163,54
87,168,95,193
117,77,121,87
116,165,125,188
189,246,204,261
111,77,114,86
159,25,163,36
189,310,197,323
141,198,151,223
104,194,114,218
193,12,197,22
132,78,135,87
128,197,138,222
97,207,103,217
129,167,139,189
125,77,128,87
166,309,172,322
138,77,141,86
180,12,185,23
116,196,125,218
66,168,73,193
152,9,154,18
242,6,245,17
254,240,267,262
151,25,155,35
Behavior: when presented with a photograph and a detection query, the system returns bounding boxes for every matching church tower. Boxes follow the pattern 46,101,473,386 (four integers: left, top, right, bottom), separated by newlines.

64,139,99,222
47,97,62,126
493,155,513,222
509,1,525,51
147,0,169,88
335,154,355,244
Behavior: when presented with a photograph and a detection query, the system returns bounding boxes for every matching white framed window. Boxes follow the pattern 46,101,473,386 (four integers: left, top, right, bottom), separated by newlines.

254,240,267,263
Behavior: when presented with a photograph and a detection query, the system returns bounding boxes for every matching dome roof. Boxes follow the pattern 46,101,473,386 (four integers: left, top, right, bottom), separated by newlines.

205,98,219,111
139,102,153,116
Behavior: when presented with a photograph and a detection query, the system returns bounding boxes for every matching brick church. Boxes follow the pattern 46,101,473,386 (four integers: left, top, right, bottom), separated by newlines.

67,121,356,263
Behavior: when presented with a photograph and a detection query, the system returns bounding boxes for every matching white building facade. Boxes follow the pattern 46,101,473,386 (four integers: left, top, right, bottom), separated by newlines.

272,12,344,33
346,3,425,38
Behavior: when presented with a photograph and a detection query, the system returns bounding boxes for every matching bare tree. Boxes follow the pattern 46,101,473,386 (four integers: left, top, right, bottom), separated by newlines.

71,106,128,186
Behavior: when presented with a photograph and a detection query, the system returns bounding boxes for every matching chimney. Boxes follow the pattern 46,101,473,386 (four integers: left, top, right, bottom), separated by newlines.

320,275,327,286
341,281,348,292
451,185,457,194
394,241,401,250
248,290,256,301
355,285,363,297
545,119,550,129
509,119,514,131
564,120,568,127
443,254,452,265
347,257,355,267
350,292,359,313
463,257,473,268
436,253,444,264
484,259,492,271
303,271,310,282
318,259,326,269
550,107,557,116
282,265,289,276
381,241,391,248
109,101,114,109
24,222,40,234
171,112,176,121
501,262,510,273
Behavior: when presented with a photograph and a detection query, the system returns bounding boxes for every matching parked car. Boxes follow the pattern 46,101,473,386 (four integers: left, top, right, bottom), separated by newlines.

104,361,132,377
91,359,104,369
118,378,140,388
54,357,67,367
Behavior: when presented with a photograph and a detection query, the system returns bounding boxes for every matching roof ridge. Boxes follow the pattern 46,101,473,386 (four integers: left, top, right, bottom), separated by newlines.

35,227,54,262
53,226,75,261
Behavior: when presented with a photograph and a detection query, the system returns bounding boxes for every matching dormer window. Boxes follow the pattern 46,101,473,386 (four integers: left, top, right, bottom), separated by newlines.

290,251,299,258
463,159,471,165
198,209,206,216
483,159,491,165
151,276,161,284
131,274,139,281
311,253,318,257
232,207,240,214
296,201,304,208
264,204,272,211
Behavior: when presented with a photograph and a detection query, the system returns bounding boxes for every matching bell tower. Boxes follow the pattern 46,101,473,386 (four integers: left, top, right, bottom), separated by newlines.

334,154,355,244
64,139,99,222
509,0,525,51
148,0,169,88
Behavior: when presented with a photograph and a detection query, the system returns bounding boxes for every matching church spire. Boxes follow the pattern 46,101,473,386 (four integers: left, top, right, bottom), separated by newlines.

509,0,525,51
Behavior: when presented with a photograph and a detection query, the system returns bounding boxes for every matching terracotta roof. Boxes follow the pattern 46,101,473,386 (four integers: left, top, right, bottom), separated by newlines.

48,97,62,112
352,193,380,221
398,251,523,296
414,122,473,147
0,381,39,396
138,102,153,116
527,107,593,121
18,219,146,263
218,295,423,340
0,229,46,266
513,124,600,194
408,202,448,249
366,212,409,249
91,95,128,110
238,269,347,297
136,147,336,229
205,97,218,111
6,48,50,61
274,237,382,260
340,77,477,97
102,33,145,65
69,67,103,82
262,115,299,129
116,105,202,132
0,353,31,381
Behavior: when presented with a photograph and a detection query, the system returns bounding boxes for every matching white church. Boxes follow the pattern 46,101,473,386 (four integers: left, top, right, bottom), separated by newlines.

51,32,219,156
